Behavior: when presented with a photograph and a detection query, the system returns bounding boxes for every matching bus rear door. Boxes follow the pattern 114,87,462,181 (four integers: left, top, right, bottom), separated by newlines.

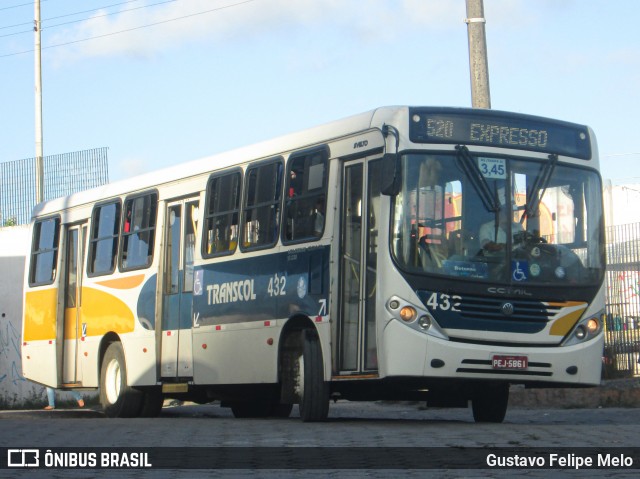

62,223,87,386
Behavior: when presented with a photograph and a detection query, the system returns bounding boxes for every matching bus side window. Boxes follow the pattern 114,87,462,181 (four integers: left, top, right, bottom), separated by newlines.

120,192,158,270
29,216,61,285
203,171,241,257
242,159,283,250
283,149,328,242
88,201,121,276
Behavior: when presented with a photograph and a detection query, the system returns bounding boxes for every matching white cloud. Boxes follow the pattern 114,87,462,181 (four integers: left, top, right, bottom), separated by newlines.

112,155,150,180
49,0,475,61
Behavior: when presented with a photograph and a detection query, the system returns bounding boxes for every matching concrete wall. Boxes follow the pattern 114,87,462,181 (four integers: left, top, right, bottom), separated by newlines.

0,225,46,407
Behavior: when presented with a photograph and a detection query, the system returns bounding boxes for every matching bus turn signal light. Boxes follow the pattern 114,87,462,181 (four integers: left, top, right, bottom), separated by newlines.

587,318,599,333
399,306,417,322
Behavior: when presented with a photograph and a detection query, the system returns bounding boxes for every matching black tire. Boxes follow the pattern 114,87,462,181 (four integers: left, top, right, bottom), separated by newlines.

138,387,164,417
230,401,272,418
298,330,329,422
471,383,509,423
99,342,143,418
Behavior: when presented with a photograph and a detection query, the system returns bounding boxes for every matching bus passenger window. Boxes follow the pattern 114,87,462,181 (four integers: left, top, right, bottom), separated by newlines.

121,192,157,270
242,159,283,250
88,201,120,276
203,171,241,257
29,217,60,285
283,150,328,242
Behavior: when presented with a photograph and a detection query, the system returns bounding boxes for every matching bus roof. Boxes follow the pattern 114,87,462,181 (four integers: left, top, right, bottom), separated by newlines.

32,107,386,219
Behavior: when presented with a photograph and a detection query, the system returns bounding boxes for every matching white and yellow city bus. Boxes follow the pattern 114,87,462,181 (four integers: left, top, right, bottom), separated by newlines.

22,106,605,421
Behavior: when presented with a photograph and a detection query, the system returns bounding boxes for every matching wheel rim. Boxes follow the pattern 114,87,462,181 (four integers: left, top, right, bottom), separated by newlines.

105,358,121,405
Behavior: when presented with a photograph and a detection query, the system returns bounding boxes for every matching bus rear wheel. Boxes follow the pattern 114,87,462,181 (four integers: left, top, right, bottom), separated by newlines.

471,383,509,423
100,342,143,418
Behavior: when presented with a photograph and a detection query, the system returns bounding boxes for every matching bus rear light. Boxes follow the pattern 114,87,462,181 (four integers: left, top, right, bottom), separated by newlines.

399,306,417,322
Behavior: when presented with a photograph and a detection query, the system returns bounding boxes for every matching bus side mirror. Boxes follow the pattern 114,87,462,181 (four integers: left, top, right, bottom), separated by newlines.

381,153,401,196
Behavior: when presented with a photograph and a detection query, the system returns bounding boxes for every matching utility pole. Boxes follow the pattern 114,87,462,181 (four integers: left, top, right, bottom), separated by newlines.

465,0,491,109
34,0,44,203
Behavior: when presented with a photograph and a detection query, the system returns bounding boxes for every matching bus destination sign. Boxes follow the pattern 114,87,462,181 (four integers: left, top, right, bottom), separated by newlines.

408,107,592,160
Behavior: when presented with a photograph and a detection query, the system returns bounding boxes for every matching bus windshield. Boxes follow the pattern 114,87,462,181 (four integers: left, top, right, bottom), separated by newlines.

391,151,605,286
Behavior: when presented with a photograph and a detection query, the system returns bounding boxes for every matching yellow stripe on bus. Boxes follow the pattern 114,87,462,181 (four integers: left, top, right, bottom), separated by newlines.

23,289,58,341
549,307,587,336
80,287,135,336
24,287,135,341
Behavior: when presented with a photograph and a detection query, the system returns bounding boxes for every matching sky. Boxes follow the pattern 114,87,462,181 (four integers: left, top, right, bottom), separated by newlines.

0,0,639,185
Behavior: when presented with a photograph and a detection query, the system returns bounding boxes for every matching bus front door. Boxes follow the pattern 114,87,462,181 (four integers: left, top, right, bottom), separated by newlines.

161,199,199,379
338,159,382,374
62,224,87,386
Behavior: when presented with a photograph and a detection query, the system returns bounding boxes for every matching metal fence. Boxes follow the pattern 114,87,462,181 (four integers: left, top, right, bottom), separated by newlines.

0,147,109,226
604,222,640,378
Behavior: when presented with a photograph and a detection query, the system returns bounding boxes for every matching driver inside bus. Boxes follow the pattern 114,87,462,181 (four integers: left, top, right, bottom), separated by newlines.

479,214,523,253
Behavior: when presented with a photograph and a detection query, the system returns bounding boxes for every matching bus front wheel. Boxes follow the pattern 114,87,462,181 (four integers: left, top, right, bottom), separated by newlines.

471,383,509,423
297,330,329,422
100,342,143,418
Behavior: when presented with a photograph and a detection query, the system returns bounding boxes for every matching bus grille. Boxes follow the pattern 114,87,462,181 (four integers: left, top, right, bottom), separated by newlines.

458,296,561,324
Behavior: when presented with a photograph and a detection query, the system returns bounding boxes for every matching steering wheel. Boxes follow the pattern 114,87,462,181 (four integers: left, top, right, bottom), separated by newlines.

513,230,547,245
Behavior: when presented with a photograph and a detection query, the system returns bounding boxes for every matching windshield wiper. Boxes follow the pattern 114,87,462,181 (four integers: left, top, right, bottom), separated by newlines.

455,145,499,213
523,153,558,222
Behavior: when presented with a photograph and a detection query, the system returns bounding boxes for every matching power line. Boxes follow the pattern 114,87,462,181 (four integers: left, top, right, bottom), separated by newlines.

1,0,150,31
45,0,148,22
0,0,50,12
46,0,177,30
0,0,257,58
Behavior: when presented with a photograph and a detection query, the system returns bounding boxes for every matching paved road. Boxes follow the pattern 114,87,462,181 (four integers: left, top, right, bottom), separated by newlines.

1,401,639,478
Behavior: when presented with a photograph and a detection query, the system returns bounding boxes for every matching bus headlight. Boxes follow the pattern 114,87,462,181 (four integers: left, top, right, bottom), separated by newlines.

387,296,448,340
562,310,603,347
418,315,432,330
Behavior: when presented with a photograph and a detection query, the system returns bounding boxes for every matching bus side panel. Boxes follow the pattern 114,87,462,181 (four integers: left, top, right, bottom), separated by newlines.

191,246,331,386
78,275,158,387
193,325,279,385
22,288,58,387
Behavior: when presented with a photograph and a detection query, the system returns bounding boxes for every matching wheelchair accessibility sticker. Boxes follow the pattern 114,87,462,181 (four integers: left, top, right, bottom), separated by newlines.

511,261,528,282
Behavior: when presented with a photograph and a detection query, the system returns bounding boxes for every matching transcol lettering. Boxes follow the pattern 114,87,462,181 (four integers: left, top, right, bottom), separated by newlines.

207,279,257,305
